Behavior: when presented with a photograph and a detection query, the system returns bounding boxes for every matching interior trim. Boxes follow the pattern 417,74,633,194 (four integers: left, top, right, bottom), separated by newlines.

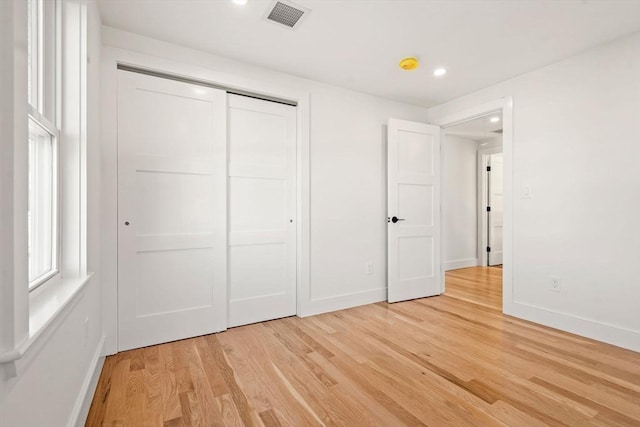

117,63,298,107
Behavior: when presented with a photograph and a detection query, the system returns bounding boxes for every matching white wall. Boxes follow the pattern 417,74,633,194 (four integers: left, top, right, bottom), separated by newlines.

308,88,427,304
428,32,640,351
0,2,104,426
442,134,478,270
99,26,430,343
478,135,503,150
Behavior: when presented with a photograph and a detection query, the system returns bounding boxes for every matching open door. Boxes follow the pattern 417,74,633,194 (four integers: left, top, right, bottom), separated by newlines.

387,119,441,303
488,153,504,265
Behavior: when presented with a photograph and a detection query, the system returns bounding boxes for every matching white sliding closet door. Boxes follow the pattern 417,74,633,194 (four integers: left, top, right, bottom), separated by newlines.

117,70,227,351
227,94,297,327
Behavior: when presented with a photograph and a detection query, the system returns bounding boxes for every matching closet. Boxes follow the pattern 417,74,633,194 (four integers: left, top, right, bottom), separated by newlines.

116,70,296,351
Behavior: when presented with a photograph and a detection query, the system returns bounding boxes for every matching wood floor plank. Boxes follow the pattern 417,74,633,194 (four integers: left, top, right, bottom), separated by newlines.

102,356,131,426
216,393,248,427
205,334,256,427
125,369,149,427
219,325,317,427
258,409,281,427
87,267,640,426
187,339,226,426
158,344,182,423
194,336,229,398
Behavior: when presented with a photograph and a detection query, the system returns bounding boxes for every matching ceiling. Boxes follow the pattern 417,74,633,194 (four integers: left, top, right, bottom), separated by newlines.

445,112,503,141
97,0,640,107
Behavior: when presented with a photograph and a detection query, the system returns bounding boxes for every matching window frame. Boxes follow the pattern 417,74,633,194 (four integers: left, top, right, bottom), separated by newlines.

27,0,62,292
27,113,60,290
0,0,92,367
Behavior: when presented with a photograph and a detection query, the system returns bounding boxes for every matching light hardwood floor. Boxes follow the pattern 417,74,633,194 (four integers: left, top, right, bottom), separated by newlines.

444,266,503,310
87,267,640,426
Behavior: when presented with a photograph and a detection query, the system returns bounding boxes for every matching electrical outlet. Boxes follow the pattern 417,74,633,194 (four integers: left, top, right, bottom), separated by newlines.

366,263,374,275
549,276,561,292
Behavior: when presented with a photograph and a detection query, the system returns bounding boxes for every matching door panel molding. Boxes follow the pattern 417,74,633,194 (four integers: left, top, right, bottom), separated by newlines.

117,70,227,351
387,118,442,303
227,94,297,328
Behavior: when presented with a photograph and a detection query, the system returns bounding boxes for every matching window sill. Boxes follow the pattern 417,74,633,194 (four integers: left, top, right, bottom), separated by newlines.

0,273,93,364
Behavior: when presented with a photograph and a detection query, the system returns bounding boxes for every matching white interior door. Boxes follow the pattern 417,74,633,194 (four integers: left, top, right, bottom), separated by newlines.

387,119,441,303
488,153,504,265
117,70,227,351
227,94,297,327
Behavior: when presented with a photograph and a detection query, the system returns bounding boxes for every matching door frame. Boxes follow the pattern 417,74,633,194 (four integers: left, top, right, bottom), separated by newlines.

432,97,513,314
101,47,311,355
477,146,503,267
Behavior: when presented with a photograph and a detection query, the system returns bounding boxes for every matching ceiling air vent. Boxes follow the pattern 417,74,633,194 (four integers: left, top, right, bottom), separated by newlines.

266,1,309,29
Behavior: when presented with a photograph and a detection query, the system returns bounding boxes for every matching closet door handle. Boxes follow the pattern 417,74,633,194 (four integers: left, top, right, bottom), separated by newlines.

391,216,405,224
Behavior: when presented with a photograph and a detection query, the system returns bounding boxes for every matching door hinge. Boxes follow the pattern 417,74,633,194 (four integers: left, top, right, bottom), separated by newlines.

486,206,491,212
487,166,491,172
486,246,491,252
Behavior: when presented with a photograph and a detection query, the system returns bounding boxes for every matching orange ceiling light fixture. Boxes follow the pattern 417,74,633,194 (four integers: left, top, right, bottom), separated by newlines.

399,57,419,71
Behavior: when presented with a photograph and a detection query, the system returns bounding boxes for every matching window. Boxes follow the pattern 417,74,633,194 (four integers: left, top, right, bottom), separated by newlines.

27,0,59,290
28,119,58,286
0,0,90,365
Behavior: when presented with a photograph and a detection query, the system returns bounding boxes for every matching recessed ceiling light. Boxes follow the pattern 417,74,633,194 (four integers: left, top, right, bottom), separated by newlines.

232,0,247,5
433,68,447,77
490,116,500,123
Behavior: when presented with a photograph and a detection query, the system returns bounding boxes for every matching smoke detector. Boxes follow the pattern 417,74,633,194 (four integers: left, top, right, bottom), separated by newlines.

265,1,310,29
399,57,419,71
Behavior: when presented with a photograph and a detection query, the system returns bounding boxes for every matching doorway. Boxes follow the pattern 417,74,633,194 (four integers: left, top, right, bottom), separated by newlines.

116,70,297,351
437,103,511,311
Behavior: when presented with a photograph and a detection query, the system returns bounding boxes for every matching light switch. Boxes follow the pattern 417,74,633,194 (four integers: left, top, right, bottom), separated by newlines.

522,185,532,198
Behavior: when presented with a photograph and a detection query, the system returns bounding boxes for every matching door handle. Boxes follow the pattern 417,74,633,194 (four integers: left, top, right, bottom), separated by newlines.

390,216,405,224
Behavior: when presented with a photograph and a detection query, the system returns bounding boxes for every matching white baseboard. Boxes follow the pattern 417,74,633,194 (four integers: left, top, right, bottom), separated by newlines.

300,288,387,317
444,258,478,271
505,301,640,352
69,335,106,427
